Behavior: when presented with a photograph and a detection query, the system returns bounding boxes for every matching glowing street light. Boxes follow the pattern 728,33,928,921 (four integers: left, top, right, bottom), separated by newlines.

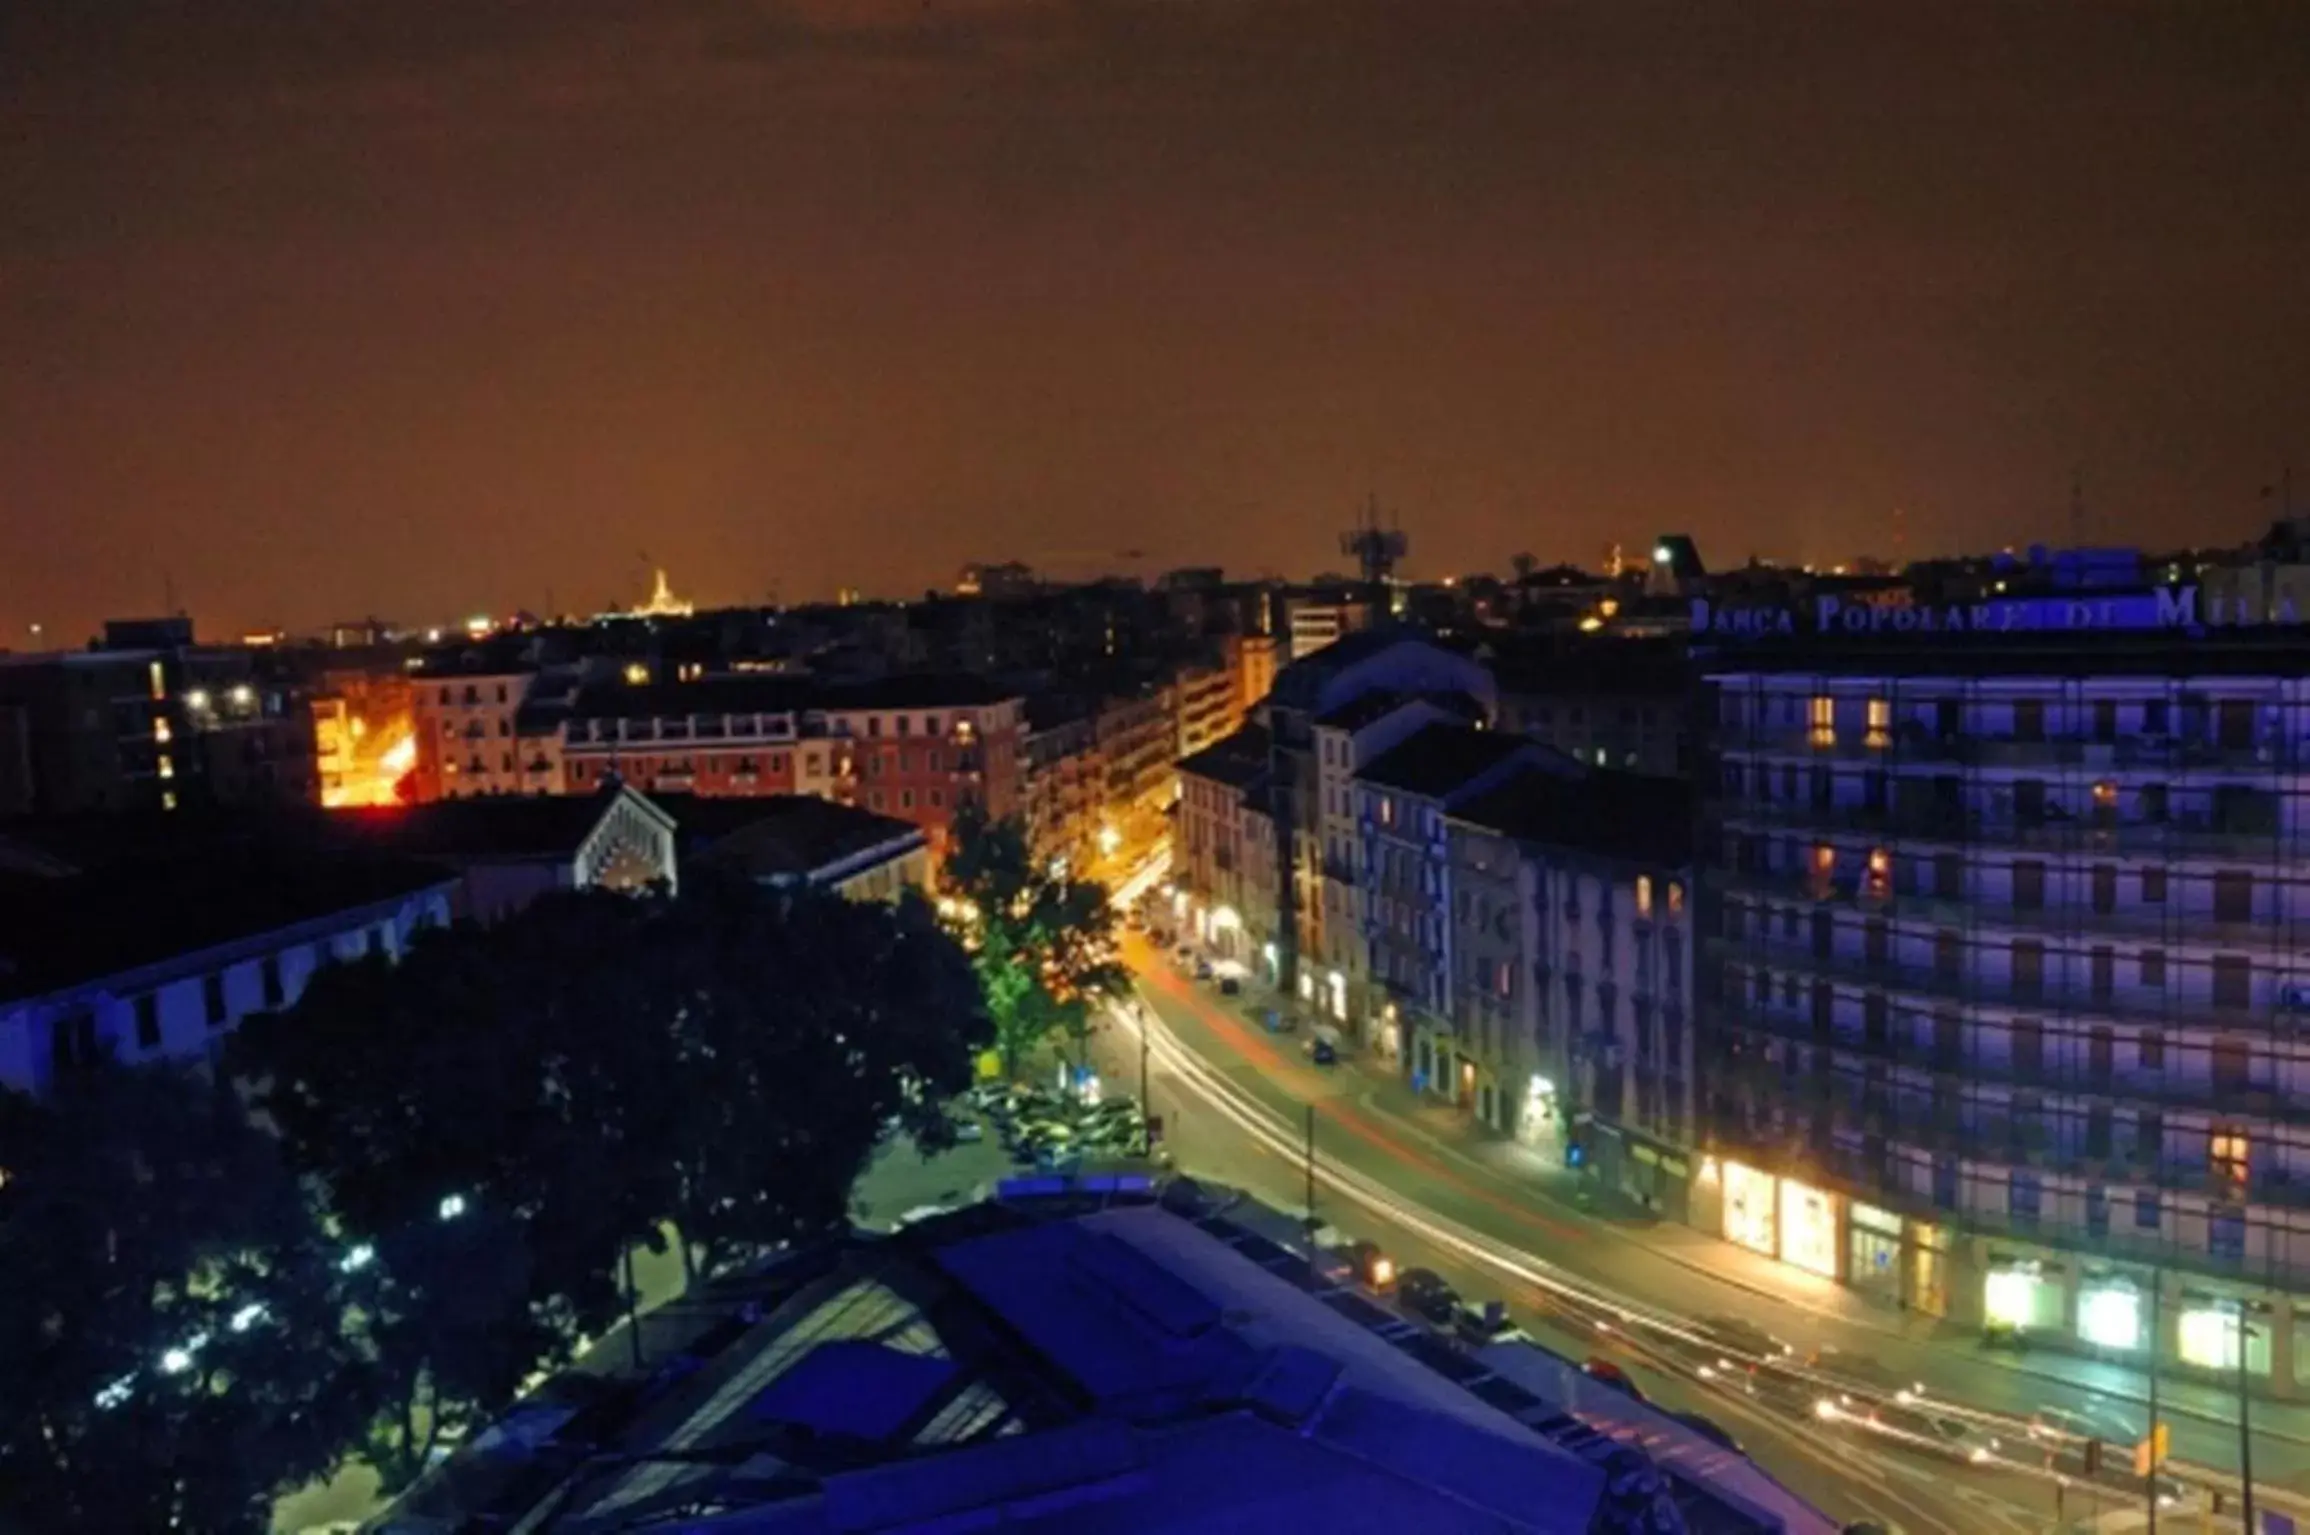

437,1193,469,1222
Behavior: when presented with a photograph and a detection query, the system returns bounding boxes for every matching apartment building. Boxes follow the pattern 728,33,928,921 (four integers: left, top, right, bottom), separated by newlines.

1702,623,2310,1392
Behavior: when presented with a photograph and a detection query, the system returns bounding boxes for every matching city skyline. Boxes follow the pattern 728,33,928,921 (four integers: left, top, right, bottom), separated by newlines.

7,1,2309,640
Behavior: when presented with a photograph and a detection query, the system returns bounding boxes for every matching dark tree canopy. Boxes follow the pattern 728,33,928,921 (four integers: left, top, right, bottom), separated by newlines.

0,1067,369,1534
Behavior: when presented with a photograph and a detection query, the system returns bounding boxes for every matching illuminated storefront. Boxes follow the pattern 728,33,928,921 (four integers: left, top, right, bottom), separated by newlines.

2077,1278,2145,1352
1721,1161,1777,1257
1983,1259,2063,1334
1777,1177,1840,1278
1848,1203,1901,1299
2179,1302,2271,1375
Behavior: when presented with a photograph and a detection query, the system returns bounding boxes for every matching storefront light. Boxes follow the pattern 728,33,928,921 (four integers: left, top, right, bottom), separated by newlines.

1984,1269,2037,1330
1527,1074,1555,1100
1210,905,1241,932
2179,1306,2247,1371
1777,1178,1839,1278
1721,1162,1777,1256
2078,1284,2143,1350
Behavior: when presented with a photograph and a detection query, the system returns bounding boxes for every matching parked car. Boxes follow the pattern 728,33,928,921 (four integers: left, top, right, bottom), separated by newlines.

1394,1267,1460,1327
1454,1300,1523,1347
1309,1037,1339,1066
1218,975,1241,995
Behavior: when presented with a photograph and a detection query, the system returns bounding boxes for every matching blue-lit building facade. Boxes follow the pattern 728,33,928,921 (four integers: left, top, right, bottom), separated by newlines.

1697,595,2310,1394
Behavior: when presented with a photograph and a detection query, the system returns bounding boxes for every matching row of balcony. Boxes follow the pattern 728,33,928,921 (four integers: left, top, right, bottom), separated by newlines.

1714,728,2287,772
1714,864,2306,952
1711,996,2310,1122
1712,801,2296,863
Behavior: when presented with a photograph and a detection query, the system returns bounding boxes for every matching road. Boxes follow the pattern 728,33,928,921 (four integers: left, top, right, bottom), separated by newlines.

1103,930,2299,1533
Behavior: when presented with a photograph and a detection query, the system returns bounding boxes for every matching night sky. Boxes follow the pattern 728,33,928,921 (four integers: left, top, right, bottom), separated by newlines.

6,1,2308,640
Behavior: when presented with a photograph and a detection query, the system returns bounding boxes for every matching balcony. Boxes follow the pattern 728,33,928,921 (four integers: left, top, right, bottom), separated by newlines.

1716,727,2291,775
1713,800,2294,865
1713,862,2301,951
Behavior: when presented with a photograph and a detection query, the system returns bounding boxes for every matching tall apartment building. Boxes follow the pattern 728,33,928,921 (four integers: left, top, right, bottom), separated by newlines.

1701,621,2310,1392
411,665,539,799
1489,635,1689,777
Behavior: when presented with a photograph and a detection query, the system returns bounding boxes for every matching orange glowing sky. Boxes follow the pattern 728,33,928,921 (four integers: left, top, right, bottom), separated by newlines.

4,1,2308,641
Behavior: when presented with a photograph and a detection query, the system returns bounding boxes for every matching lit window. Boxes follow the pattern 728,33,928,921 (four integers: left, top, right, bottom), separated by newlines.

1636,876,1654,916
152,716,172,744
2092,780,2118,809
1865,697,1891,748
161,789,178,812
1809,695,1836,748
2212,1129,2250,1188
1667,882,1684,916
156,754,174,780
148,661,166,700
1866,848,1891,898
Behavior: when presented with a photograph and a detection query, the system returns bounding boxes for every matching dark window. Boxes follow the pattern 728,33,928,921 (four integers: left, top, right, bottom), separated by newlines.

2139,1029,2165,1070
1933,1157,1959,1211
2136,1110,2163,1167
2214,1037,2252,1092
2143,699,2169,734
203,974,227,1027
2013,861,2046,910
2086,1105,2113,1158
1934,853,1962,900
2140,949,2167,988
2090,946,2115,1001
2015,778,2047,825
1864,919,1888,966
2089,1025,2114,1085
51,1011,99,1074
2086,1186,2110,1238
2011,941,2044,1001
2210,1208,2247,1264
2091,865,2117,914
2010,1171,2041,1225
134,993,161,1051
2140,782,2170,823
2219,699,2255,750
261,956,283,1009
2092,700,2118,743
2215,871,2254,924
2014,699,2046,742
1932,1010,1961,1069
2214,955,2252,1010
1935,929,1961,980
2012,1017,2043,1079
2135,1190,2161,1229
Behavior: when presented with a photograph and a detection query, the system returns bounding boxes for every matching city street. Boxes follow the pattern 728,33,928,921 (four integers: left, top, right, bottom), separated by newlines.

1103,929,2310,1533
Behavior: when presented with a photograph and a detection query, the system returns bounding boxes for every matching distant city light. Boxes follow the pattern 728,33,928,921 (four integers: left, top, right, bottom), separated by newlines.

185,689,211,711
340,1243,376,1272
229,684,254,707
1653,544,1673,564
438,1193,469,1221
228,1303,267,1333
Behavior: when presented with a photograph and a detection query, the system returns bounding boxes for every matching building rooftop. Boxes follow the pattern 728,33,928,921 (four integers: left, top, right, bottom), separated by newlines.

655,793,924,884
1355,722,1535,799
393,1184,1800,1535
568,672,1021,723
0,848,454,1003
1175,723,1272,789
1451,767,1693,867
1314,688,1485,734
324,786,661,862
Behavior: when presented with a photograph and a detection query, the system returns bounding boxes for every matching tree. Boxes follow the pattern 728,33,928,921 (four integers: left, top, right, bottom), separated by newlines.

654,879,989,1275
941,805,1127,1077
229,905,660,1493
0,1066,370,1533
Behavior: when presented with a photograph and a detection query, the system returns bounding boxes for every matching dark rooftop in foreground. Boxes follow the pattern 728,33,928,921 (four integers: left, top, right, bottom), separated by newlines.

384,1182,1832,1535
326,789,639,861
1175,722,1271,789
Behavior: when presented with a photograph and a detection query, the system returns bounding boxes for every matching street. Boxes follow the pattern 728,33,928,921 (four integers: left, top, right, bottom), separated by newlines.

1102,928,2307,1533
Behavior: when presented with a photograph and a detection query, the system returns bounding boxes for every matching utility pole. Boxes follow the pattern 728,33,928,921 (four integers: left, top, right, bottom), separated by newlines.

1137,1001,1153,1155
2239,1306,2257,1535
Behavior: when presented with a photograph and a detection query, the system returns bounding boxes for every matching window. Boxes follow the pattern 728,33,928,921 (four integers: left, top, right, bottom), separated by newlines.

261,956,283,1009
2010,1171,2041,1225
203,974,227,1027
2091,946,2115,1001
1809,695,1835,748
1935,929,1962,979
2214,954,2252,1010
2013,860,2046,910
2135,1190,2162,1230
2014,698,2046,742
2086,1186,2110,1238
2011,940,2045,1001
2211,1128,2250,1189
929,789,944,808
134,993,161,1051
2215,871,2254,924
867,716,882,737
1865,848,1890,899
2210,1208,2247,1265
1635,876,1653,916
1865,696,1891,748
1935,853,1962,900
900,789,915,810
2142,867,2168,904
2140,950,2166,988
1667,882,1684,916
2139,1029,2165,1070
